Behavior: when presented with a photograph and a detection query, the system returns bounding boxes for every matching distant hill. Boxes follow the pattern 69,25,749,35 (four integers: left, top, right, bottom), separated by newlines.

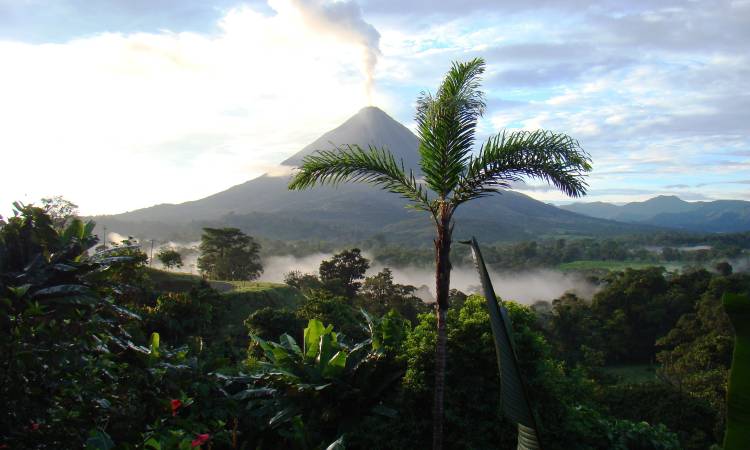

560,196,750,233
94,106,655,246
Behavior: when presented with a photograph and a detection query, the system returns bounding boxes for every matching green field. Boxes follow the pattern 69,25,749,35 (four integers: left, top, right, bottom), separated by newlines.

145,267,205,292
220,282,304,330
146,269,305,335
557,260,680,272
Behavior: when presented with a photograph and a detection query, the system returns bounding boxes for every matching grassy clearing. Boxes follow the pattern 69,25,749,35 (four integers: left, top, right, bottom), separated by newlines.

602,364,659,384
146,269,305,335
556,260,679,272
146,267,203,292
145,268,277,294
219,282,305,337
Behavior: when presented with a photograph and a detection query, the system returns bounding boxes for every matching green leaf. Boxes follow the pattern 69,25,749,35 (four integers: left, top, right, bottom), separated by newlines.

271,345,294,367
322,350,348,378
280,333,302,356
149,332,160,357
33,284,94,298
304,319,326,359
361,308,381,350
8,284,31,298
269,407,295,428
465,237,543,449
416,58,486,196
722,292,750,450
85,429,115,450
326,436,346,450
288,144,435,214
110,303,142,320
451,129,591,205
318,332,339,369
144,438,162,450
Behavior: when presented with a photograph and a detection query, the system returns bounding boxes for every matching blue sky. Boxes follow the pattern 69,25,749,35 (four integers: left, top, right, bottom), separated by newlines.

1,0,748,215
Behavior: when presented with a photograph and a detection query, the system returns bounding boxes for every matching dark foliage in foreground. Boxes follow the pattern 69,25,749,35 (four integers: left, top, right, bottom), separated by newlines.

1,204,743,449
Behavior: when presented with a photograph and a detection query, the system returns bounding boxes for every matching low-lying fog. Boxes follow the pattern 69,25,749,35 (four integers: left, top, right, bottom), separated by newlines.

260,253,599,304
100,234,597,303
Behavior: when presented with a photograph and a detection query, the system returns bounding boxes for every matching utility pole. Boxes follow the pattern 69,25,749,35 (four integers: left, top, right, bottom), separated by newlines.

149,239,155,266
103,226,107,249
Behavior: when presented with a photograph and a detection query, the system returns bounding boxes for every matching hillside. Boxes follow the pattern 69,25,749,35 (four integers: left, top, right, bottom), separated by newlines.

94,107,655,245
561,196,750,233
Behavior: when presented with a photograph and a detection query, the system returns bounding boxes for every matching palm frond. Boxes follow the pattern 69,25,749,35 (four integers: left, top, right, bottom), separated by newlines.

288,145,436,214
451,130,592,206
416,58,486,197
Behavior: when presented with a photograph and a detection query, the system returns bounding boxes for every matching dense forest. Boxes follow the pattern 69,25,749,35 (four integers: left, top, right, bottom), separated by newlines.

2,202,748,449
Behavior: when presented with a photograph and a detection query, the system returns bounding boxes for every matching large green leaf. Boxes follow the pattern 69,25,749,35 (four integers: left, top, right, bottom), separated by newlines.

149,332,160,357
322,350,348,378
722,292,750,450
281,333,303,356
304,319,326,359
465,237,543,450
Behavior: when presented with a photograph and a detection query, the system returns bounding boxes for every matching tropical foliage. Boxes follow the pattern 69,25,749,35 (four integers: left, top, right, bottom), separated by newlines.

290,57,591,448
1,203,745,449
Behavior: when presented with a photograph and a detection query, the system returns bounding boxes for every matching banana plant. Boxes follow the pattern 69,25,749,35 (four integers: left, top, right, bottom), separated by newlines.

251,319,349,382
722,292,750,450
464,237,543,450
237,314,406,449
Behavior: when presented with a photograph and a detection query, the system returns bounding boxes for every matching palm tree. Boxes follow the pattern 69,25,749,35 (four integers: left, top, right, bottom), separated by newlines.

289,57,592,449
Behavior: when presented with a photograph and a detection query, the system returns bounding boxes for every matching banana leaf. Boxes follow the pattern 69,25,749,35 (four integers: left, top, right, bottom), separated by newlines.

464,237,542,450
722,292,750,450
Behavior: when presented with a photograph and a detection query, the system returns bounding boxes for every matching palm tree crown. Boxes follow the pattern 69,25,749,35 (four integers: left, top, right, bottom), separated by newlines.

289,57,591,225
289,57,591,450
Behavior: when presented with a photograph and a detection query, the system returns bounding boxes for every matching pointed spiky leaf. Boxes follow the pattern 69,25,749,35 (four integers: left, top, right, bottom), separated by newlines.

465,237,543,449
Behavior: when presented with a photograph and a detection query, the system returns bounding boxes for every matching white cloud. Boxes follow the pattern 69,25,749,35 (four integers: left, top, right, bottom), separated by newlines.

0,1,377,216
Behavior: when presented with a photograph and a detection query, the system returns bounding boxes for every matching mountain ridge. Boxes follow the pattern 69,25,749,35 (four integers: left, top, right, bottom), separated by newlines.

94,106,660,244
560,195,750,233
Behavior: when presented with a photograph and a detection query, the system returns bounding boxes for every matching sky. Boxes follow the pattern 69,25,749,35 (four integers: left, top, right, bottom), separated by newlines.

0,0,748,216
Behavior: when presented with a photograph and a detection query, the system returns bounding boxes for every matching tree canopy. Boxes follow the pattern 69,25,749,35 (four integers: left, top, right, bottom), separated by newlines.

156,248,183,270
319,248,369,297
197,227,262,281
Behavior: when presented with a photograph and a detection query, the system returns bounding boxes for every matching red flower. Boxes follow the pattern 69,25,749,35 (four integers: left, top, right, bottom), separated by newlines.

29,422,40,431
170,399,182,416
191,434,210,447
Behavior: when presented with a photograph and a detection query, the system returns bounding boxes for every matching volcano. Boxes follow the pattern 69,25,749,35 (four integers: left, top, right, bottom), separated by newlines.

96,106,653,244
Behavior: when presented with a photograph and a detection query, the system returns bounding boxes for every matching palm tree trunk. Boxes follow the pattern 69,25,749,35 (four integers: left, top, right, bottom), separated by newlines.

432,207,452,450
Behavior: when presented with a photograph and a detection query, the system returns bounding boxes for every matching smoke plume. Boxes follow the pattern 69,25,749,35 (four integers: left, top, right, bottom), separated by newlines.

284,0,381,104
